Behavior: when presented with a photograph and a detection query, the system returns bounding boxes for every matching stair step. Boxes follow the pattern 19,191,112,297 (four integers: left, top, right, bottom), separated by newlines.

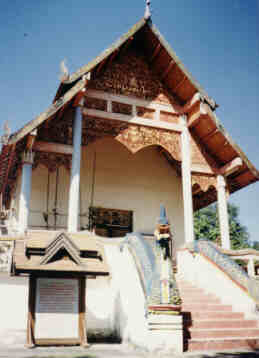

189,319,258,329
190,328,259,339
181,297,221,304
188,338,259,352
182,304,232,312
176,276,259,352
190,311,244,320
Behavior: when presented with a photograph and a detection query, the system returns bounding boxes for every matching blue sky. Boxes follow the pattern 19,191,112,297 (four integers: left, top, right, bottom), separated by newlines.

0,1,258,241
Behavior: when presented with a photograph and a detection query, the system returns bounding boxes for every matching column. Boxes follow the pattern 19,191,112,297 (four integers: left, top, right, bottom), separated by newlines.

247,258,255,277
18,151,34,233
68,106,83,232
180,116,195,243
217,175,230,250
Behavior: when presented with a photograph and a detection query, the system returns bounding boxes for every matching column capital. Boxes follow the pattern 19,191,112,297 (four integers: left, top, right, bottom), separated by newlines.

22,150,34,165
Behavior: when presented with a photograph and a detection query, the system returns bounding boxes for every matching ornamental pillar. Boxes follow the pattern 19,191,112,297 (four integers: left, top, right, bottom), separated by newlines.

18,150,34,233
68,106,83,232
180,116,195,243
217,175,230,250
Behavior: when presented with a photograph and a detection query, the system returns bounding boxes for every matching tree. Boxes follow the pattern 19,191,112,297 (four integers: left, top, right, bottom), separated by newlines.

194,203,250,250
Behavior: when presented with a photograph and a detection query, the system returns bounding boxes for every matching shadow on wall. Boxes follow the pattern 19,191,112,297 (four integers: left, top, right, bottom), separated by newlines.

86,291,127,344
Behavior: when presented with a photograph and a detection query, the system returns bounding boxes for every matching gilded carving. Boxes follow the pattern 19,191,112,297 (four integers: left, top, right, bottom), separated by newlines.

192,173,217,192
82,117,181,161
89,49,178,106
33,152,71,172
85,97,107,111
136,107,155,120
116,125,181,160
190,136,211,166
82,117,128,145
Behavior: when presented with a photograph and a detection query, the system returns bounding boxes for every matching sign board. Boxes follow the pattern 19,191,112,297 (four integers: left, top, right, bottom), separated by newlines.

35,278,79,339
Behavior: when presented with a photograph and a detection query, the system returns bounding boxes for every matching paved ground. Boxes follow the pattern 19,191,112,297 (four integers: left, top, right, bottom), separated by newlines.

0,344,259,358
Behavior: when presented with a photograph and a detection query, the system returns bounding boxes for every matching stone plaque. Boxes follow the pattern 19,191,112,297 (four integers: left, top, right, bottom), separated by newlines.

35,278,79,339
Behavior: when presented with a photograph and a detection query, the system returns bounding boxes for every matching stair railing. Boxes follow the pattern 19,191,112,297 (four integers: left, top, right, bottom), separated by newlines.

188,240,259,303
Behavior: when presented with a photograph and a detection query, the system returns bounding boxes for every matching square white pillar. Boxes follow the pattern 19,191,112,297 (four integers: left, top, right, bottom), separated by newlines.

180,116,195,243
217,175,231,250
68,106,83,232
18,151,34,233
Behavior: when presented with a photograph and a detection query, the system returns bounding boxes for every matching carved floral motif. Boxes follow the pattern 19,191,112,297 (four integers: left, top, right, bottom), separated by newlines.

116,125,181,160
82,117,128,145
82,117,181,161
192,173,217,192
33,152,71,172
191,136,212,166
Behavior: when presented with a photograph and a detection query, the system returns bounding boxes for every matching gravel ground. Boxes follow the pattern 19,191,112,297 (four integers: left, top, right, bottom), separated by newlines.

0,344,259,358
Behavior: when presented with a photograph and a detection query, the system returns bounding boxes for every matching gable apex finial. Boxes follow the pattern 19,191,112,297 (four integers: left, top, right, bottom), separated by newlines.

144,0,151,20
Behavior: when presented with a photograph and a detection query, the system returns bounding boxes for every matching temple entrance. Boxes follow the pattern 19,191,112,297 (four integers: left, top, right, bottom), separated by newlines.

89,207,133,237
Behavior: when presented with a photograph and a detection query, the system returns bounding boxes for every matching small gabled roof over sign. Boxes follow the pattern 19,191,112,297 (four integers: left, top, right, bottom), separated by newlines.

13,231,110,276
39,232,82,266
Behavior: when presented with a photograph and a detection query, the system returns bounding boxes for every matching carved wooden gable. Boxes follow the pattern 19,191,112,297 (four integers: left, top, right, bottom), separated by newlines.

89,49,178,106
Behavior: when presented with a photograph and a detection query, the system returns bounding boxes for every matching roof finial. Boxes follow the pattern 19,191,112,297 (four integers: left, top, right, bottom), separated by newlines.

144,0,151,20
0,121,11,146
59,59,69,82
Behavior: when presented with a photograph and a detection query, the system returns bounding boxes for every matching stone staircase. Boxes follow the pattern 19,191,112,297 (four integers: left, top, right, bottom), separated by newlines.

176,276,259,352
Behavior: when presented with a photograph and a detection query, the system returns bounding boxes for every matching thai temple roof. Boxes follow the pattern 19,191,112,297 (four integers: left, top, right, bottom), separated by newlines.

0,16,258,210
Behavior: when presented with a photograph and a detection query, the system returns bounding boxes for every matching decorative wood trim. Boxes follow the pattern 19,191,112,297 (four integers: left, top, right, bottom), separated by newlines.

219,157,243,176
173,76,186,92
188,103,209,128
120,36,134,54
85,89,177,113
26,275,36,348
2,144,16,196
191,163,215,175
161,60,175,80
8,79,86,145
73,91,86,107
192,173,217,192
150,43,161,62
33,141,73,155
26,130,37,150
202,128,219,142
96,58,108,75
106,49,119,68
82,108,183,133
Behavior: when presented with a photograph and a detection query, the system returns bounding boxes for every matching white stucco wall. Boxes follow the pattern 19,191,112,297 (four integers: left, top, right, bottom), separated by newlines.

25,138,184,247
80,138,184,246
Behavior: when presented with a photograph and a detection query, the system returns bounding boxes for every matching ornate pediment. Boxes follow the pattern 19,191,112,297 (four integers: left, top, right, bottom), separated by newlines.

89,49,178,107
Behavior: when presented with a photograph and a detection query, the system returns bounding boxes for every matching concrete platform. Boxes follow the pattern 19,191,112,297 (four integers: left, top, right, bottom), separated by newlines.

0,344,259,358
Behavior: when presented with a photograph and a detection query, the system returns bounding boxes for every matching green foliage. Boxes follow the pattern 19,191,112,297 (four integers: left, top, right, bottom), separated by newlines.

194,203,250,250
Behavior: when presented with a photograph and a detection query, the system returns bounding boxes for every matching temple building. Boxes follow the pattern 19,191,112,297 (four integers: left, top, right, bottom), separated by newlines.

0,7,259,353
